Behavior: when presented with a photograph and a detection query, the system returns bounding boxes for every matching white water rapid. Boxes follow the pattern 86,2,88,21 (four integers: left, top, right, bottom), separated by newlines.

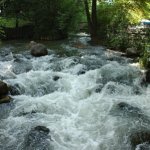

0,35,150,150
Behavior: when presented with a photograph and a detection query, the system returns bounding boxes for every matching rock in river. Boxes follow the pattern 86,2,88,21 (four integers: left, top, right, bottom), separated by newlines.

0,81,9,95
130,131,150,149
0,95,12,104
31,44,48,57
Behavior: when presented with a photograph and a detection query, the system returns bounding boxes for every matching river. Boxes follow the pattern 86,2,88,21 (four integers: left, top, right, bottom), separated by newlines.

0,33,150,150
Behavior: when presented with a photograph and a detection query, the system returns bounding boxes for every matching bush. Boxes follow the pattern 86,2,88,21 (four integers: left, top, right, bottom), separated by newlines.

140,44,150,68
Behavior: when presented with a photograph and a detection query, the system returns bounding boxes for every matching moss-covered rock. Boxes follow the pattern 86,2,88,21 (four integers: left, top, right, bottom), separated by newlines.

0,95,12,104
0,81,9,95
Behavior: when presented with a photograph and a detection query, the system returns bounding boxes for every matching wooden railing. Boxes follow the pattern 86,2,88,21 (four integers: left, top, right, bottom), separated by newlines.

2,26,34,40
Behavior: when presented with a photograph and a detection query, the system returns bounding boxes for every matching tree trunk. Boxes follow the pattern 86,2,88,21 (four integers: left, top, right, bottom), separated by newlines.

84,0,97,44
84,0,92,35
91,0,97,43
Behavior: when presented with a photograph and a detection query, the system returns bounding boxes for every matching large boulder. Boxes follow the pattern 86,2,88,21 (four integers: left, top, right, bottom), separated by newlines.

72,41,87,49
31,44,48,57
0,81,9,95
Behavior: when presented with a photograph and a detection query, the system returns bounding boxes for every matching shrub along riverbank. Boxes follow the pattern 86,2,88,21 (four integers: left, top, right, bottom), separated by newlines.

106,27,150,69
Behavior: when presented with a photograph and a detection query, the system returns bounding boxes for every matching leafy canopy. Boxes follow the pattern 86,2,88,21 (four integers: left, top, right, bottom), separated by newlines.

1,0,85,37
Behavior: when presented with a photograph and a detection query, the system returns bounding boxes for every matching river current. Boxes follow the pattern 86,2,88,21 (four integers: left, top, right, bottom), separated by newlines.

0,34,150,150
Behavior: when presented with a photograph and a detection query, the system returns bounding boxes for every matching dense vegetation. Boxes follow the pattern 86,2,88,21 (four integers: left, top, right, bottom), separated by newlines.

0,0,86,38
0,0,150,67
96,0,150,67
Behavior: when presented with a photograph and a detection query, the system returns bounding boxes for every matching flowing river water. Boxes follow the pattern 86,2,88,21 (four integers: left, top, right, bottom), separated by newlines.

0,33,150,150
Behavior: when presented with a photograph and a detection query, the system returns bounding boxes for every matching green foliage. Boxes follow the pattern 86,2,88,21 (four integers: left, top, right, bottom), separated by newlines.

56,0,85,32
1,0,85,38
96,0,150,52
1,18,31,28
97,2,112,40
139,44,150,68
114,0,150,22
96,0,150,68
97,0,150,37
0,17,5,43
97,1,131,41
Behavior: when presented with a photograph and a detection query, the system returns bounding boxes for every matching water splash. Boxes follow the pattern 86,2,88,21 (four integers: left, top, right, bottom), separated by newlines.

0,37,149,150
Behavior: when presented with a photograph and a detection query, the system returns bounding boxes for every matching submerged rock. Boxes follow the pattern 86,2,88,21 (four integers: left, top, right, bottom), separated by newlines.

31,44,48,57
0,95,13,104
136,143,150,150
26,126,51,150
130,131,150,149
53,76,60,81
72,41,87,49
77,70,86,75
9,84,21,95
95,84,103,93
0,81,9,95
0,100,14,119
11,58,32,75
110,102,150,124
20,110,36,116
34,126,50,133
118,102,142,114
0,75,4,81
111,102,150,149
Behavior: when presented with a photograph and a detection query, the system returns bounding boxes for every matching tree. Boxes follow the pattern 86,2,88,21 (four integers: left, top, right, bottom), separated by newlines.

84,0,97,44
1,0,21,27
1,0,85,38
0,17,5,43
84,0,150,44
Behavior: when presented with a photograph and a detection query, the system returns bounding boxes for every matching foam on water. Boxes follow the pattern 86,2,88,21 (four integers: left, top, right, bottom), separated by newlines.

0,37,150,150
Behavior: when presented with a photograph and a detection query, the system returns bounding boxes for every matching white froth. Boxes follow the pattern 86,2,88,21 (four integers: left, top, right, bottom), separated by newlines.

0,38,149,150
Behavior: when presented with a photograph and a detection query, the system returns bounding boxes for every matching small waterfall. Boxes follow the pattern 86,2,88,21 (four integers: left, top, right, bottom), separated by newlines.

0,36,149,150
